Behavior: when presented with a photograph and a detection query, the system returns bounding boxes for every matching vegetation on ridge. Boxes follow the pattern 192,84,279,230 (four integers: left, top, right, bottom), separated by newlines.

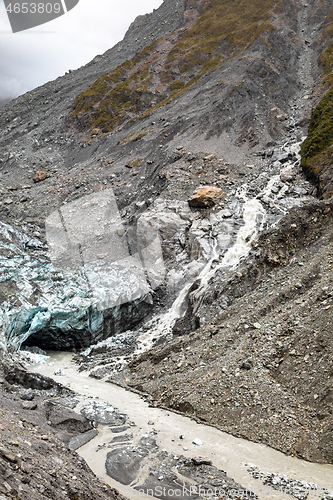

301,9,333,199
70,0,274,134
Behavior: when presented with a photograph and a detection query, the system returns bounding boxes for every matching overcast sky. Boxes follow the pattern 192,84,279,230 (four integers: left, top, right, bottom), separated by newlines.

0,0,162,100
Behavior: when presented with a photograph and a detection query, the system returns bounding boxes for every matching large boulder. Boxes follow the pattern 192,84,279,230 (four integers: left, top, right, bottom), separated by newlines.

188,186,224,208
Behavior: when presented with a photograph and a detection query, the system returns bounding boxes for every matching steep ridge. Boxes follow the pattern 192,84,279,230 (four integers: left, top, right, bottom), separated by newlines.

0,0,331,227
301,6,333,198
69,0,274,134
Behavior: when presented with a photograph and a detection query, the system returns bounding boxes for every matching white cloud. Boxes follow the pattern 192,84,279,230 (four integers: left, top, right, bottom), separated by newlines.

0,0,162,99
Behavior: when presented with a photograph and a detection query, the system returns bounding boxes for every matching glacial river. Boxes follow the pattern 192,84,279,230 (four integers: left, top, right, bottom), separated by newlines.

30,352,333,500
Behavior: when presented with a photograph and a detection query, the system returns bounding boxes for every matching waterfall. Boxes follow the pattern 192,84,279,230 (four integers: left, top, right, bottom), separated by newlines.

136,176,280,353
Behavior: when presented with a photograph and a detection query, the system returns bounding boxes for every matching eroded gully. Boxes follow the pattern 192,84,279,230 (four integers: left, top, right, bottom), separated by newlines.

29,172,333,500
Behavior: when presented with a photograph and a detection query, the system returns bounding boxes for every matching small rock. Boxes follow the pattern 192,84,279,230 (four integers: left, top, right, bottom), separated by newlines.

204,154,216,161
22,401,37,410
33,170,47,183
271,149,289,163
280,166,295,182
192,456,213,466
20,389,34,401
68,429,98,451
240,360,252,370
294,186,307,195
220,209,232,218
3,482,11,492
0,447,19,463
192,438,203,446
93,183,105,192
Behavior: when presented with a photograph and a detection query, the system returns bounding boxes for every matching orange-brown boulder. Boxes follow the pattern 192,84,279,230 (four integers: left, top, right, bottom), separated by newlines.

188,186,224,208
33,170,47,183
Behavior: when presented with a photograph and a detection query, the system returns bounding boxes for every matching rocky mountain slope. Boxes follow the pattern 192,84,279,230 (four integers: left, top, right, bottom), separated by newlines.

0,0,331,226
0,359,126,499
122,198,333,463
0,0,332,491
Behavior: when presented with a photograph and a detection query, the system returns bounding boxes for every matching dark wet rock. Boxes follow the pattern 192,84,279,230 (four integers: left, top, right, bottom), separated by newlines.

106,446,149,485
4,366,72,394
68,429,98,451
136,451,257,500
109,426,131,435
110,433,133,445
43,400,94,434
192,457,213,466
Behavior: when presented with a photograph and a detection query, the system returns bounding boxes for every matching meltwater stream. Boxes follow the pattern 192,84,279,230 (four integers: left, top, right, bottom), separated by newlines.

136,177,278,354
31,353,333,500
27,173,333,500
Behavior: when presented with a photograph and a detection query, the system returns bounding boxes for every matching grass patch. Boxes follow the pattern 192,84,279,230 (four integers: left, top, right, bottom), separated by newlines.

122,131,148,143
300,8,333,197
301,86,333,189
320,8,333,84
126,158,142,168
301,86,333,167
70,0,274,133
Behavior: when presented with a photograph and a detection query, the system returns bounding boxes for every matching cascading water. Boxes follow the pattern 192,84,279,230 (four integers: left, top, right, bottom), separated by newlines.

135,176,280,354
135,239,220,353
22,142,330,500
